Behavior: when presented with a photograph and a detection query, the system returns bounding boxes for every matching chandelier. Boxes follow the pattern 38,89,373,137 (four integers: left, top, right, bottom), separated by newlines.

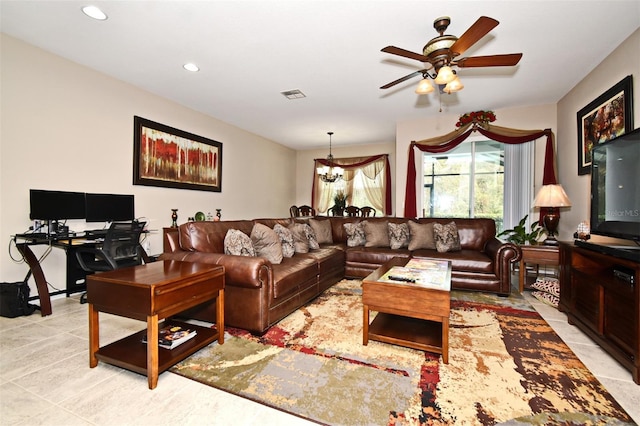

316,132,343,183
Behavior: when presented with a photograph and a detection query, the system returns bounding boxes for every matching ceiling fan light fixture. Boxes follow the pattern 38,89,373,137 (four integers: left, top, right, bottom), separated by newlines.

415,78,434,94
434,66,455,84
443,76,464,93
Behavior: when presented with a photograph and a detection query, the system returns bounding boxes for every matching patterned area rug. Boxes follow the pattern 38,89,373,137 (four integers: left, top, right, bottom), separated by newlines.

171,280,633,425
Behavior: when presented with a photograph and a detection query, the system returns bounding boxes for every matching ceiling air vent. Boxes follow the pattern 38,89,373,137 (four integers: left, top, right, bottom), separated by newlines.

281,89,306,100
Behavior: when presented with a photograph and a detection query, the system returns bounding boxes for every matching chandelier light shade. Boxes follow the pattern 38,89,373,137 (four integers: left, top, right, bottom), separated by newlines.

415,78,434,94
533,184,572,245
434,66,455,85
443,76,464,94
317,132,343,183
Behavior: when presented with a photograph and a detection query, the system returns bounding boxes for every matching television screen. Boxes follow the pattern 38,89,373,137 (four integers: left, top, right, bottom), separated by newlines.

85,193,135,222
590,127,640,241
29,189,86,220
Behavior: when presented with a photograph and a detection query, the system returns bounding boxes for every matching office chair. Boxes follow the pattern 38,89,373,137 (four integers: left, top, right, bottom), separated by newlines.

360,206,376,217
75,221,147,303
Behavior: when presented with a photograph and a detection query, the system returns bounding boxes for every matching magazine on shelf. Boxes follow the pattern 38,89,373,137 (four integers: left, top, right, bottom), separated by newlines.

379,258,451,290
142,324,197,349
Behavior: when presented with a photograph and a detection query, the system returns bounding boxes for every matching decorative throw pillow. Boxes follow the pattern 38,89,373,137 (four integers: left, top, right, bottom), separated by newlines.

531,290,559,308
433,221,461,253
288,223,310,253
407,221,436,250
250,223,283,264
531,277,560,297
302,223,320,249
273,224,295,258
363,220,390,248
223,229,255,257
309,218,333,245
343,222,366,247
388,222,410,250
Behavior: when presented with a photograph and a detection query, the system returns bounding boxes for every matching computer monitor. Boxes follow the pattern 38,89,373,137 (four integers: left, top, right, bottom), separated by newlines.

85,193,135,223
29,189,86,220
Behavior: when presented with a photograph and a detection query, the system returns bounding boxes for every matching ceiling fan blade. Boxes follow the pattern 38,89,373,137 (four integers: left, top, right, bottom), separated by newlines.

380,70,425,89
449,16,499,56
455,53,523,68
381,46,429,62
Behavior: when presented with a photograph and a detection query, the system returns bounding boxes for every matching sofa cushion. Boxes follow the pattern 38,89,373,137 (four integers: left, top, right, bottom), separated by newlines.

289,223,310,253
251,223,283,264
388,222,409,249
223,229,256,257
273,224,295,258
309,218,333,244
407,221,436,250
363,220,390,248
303,223,320,249
434,221,461,253
344,222,366,247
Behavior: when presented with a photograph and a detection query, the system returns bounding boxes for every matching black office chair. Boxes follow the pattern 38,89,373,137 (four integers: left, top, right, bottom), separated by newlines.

75,221,147,303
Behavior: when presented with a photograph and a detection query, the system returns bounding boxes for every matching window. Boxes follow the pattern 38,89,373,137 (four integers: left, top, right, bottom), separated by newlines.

314,155,389,215
422,139,505,231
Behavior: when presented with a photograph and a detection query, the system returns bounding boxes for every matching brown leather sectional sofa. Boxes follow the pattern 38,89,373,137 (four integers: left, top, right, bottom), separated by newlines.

162,216,521,334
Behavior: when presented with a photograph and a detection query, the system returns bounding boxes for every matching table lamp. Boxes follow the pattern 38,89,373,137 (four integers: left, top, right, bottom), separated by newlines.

533,184,572,245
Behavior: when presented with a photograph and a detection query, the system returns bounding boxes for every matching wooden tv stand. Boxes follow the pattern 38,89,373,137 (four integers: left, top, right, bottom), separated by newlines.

559,242,639,384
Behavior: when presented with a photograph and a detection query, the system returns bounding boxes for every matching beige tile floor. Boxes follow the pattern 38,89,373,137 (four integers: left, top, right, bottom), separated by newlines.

1,290,639,425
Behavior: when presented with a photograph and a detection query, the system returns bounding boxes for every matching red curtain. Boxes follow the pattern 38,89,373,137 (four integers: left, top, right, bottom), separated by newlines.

404,123,556,219
312,154,392,216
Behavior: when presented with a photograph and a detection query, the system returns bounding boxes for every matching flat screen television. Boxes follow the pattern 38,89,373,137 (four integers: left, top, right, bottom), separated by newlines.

85,193,135,222
29,189,86,221
590,127,640,243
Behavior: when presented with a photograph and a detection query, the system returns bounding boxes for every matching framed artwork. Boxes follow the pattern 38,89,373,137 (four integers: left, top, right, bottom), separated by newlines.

577,75,633,175
133,116,222,192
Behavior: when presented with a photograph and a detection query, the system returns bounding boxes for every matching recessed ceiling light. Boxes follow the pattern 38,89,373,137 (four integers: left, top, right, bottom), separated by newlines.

82,5,108,21
183,63,200,72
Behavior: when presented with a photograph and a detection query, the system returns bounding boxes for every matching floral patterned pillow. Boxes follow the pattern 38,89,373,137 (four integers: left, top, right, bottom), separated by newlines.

433,221,461,253
388,222,409,250
288,223,310,253
302,223,320,250
343,222,366,247
223,229,255,257
274,224,295,258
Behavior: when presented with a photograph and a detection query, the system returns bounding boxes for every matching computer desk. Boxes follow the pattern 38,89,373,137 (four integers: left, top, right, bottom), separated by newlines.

14,232,151,316
14,233,99,316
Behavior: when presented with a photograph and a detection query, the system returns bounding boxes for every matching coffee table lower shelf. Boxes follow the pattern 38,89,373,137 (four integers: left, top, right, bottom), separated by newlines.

368,313,444,354
95,321,218,376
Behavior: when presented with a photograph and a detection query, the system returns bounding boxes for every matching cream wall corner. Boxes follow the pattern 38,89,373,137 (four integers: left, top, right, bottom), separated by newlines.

557,28,640,243
0,34,295,288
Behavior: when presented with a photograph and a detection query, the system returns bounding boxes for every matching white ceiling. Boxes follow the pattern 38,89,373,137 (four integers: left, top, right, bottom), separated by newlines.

1,1,639,150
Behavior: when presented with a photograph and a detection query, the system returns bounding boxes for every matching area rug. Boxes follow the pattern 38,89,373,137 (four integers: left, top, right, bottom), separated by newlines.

171,280,634,425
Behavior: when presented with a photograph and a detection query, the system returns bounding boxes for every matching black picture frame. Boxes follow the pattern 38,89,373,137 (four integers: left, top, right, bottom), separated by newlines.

577,75,633,175
133,116,222,192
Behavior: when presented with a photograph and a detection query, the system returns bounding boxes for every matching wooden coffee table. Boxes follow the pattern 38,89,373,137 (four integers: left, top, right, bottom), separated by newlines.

362,257,452,363
87,260,225,389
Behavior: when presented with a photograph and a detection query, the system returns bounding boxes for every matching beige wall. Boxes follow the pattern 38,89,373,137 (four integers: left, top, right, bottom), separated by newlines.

557,28,640,244
1,34,296,287
395,104,557,218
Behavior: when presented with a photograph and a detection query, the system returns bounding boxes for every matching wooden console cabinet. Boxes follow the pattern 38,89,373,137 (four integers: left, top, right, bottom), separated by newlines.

559,243,639,384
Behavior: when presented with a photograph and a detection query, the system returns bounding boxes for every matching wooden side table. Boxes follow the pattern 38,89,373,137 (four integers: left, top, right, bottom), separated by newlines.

518,244,560,293
87,260,224,389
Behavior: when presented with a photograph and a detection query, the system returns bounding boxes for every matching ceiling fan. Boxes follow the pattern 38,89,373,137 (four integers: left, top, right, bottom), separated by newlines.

380,16,523,95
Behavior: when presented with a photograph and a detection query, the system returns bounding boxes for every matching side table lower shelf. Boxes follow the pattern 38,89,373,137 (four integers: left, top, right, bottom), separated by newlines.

95,321,219,376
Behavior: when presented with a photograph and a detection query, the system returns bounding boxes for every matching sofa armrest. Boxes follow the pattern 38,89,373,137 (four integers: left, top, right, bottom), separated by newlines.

161,251,271,289
485,238,521,265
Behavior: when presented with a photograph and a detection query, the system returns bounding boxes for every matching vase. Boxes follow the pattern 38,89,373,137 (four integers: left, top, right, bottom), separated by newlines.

171,209,178,228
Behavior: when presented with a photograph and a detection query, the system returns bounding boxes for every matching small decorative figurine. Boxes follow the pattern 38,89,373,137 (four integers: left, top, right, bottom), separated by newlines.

215,209,222,221
574,220,591,240
171,209,178,228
